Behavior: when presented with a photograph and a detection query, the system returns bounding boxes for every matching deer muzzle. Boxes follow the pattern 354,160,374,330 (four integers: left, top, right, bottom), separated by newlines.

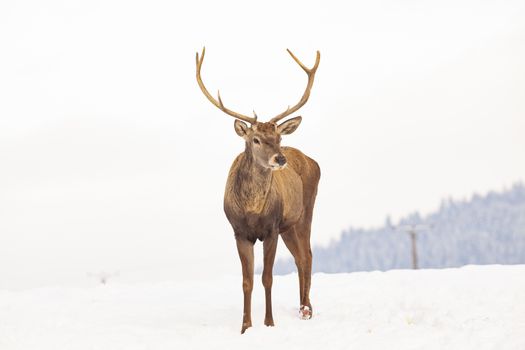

269,154,287,170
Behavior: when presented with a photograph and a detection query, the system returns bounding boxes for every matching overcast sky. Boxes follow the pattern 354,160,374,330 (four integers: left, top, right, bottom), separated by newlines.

1,0,524,289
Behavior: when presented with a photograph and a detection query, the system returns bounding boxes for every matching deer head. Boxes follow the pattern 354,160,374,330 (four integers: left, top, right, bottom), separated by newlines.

195,48,320,170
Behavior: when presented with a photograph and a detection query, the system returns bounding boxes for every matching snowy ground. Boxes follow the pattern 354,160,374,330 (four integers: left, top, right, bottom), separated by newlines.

0,265,524,350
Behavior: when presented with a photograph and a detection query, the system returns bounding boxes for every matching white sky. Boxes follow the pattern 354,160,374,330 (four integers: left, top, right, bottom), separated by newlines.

1,0,524,289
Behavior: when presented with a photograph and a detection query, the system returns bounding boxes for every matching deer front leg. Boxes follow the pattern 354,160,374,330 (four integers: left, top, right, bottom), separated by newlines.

262,234,278,327
236,238,254,334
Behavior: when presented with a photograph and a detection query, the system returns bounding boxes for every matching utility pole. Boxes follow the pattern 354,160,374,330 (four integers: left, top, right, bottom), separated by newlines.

393,224,431,270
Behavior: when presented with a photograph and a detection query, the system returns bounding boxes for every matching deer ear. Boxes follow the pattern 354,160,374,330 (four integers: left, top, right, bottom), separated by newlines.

234,119,250,137
277,116,302,135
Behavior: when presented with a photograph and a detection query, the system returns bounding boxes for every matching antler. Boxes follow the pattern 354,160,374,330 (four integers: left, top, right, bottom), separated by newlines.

270,49,321,124
195,47,257,124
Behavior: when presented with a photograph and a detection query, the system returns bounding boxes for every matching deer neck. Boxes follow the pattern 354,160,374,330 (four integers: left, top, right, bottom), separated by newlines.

234,149,273,214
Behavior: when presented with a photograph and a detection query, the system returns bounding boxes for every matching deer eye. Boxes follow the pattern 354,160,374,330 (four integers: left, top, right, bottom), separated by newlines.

253,138,260,145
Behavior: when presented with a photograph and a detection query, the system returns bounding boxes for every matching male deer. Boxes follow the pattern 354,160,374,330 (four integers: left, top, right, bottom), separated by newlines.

196,48,321,334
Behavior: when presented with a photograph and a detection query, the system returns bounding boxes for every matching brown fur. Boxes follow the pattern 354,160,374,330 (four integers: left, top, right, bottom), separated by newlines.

253,122,277,133
224,122,320,333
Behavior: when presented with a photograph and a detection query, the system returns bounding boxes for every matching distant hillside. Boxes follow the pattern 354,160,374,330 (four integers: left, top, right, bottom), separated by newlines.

274,183,525,274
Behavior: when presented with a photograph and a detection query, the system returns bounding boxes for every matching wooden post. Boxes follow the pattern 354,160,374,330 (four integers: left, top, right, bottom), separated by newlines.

392,224,430,270
409,230,418,270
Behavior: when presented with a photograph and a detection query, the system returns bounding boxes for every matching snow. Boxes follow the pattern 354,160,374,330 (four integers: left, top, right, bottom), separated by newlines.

1,265,524,350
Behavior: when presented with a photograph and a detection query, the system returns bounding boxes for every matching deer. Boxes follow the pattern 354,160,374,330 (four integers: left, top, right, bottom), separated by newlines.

195,47,321,334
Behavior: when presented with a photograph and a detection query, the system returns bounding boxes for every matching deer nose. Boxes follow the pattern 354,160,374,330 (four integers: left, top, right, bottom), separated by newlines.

275,154,287,166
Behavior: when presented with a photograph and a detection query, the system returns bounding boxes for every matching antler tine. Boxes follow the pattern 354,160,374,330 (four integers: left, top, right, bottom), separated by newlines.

270,50,321,124
196,47,257,124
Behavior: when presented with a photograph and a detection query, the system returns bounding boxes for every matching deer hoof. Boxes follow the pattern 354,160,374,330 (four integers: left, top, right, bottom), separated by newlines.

264,318,275,327
300,305,312,320
241,322,252,334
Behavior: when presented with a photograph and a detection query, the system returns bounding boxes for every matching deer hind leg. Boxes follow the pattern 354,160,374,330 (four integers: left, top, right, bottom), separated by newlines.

236,238,254,334
281,226,312,319
262,234,278,327
299,237,313,319
297,191,317,320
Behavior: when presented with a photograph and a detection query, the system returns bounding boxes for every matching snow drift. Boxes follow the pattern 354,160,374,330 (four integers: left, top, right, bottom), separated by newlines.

1,265,524,350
